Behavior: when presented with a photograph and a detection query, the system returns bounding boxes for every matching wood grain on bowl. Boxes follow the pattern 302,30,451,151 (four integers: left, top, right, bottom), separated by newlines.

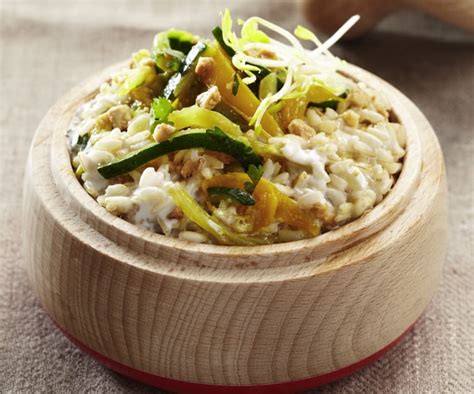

22,63,447,389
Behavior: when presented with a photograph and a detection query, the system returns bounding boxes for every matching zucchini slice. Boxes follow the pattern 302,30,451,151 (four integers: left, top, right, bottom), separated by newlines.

97,128,262,179
163,41,207,101
208,187,256,206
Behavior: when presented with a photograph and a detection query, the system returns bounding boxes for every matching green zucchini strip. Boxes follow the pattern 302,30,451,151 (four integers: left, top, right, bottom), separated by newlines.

163,41,207,100
212,26,235,57
97,128,262,179
208,187,256,206
167,106,280,158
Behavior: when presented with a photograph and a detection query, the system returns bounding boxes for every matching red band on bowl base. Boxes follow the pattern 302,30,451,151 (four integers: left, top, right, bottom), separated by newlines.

54,321,416,393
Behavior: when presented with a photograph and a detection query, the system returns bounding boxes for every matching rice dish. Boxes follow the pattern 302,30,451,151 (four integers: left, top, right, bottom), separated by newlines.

67,11,405,245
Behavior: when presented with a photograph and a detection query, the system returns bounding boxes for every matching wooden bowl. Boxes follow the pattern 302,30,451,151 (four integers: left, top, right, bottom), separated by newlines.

22,62,447,393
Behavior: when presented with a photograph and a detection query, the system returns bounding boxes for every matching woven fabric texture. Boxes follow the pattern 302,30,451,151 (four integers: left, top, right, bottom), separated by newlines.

1,1,473,392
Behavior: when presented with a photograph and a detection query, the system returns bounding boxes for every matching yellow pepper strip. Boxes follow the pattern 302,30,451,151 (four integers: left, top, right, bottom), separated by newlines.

203,45,283,138
274,192,320,236
278,96,308,130
201,173,277,230
278,85,345,130
201,173,319,236
168,106,242,139
202,172,249,191
307,85,343,103
168,106,280,160
168,185,266,246
252,178,279,230
254,179,319,235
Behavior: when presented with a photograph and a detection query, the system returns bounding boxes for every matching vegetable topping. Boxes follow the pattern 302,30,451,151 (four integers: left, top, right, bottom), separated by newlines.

68,10,407,245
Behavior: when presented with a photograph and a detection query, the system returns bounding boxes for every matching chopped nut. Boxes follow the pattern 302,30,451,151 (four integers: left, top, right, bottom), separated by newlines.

171,150,186,163
260,49,277,59
205,151,234,164
258,49,278,60
107,105,132,130
292,171,308,188
197,157,206,172
168,207,183,220
195,57,216,85
288,119,316,139
203,154,224,169
180,161,194,178
153,123,176,143
180,158,205,178
95,113,113,131
168,160,182,174
336,99,350,114
196,86,221,110
348,86,371,108
247,48,277,59
342,110,360,127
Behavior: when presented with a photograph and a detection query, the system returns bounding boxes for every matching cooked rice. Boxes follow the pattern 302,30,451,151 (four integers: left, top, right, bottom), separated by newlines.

67,14,406,245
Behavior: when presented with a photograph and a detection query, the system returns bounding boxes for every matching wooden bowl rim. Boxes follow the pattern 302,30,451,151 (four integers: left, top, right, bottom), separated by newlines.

47,62,422,267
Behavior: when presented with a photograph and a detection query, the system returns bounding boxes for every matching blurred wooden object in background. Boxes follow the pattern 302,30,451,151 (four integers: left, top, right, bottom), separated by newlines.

304,0,474,38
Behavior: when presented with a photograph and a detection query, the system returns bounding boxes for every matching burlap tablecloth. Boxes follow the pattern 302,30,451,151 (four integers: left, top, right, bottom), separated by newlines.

1,1,473,392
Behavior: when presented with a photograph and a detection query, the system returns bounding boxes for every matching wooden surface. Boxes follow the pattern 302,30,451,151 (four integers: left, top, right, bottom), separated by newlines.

304,0,474,38
22,63,448,386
